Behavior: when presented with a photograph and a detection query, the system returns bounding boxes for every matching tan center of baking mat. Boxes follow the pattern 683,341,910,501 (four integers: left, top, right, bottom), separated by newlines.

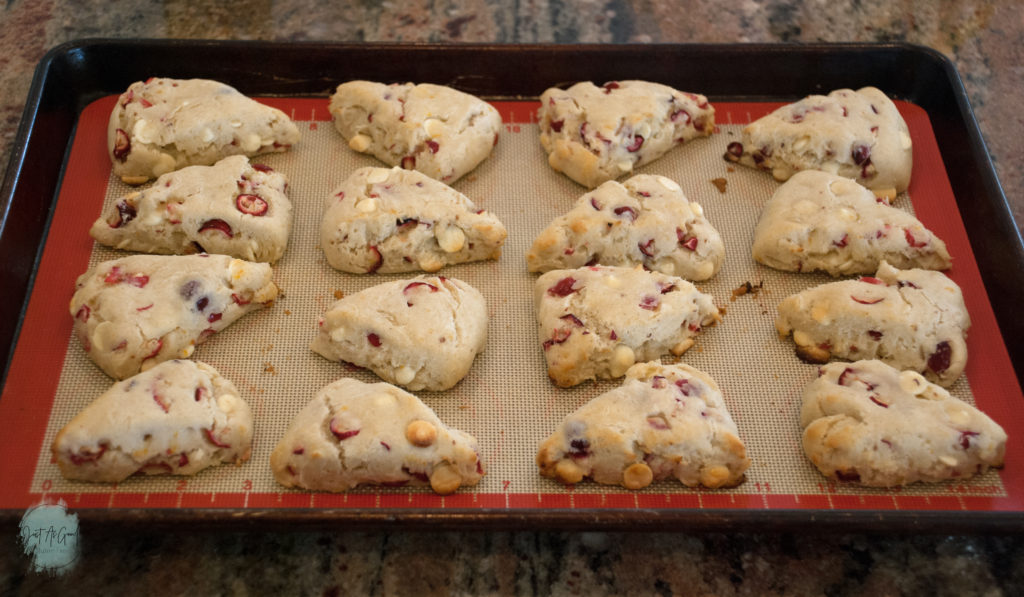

29,105,1005,505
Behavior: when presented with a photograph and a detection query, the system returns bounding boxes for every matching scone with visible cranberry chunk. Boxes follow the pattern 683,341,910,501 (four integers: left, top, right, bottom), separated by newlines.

724,87,912,198
775,261,969,387
310,276,487,391
329,81,501,184
70,254,278,379
752,170,950,276
53,359,253,482
320,166,506,274
527,174,724,281
271,378,484,494
801,360,1005,486
535,265,720,387
91,156,293,263
108,77,300,185
538,362,749,489
539,80,715,188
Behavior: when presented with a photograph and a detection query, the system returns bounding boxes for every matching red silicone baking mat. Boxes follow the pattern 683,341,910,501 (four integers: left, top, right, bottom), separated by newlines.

0,94,1020,518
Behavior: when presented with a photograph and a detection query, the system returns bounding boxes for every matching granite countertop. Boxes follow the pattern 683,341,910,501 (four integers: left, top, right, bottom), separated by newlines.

2,1,1023,594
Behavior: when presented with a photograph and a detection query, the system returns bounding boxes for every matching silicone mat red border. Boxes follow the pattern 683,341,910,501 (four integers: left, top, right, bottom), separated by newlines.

1,97,1020,512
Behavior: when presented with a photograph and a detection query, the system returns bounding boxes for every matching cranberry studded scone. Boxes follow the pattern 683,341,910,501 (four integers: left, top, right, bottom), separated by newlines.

271,378,484,494
328,81,501,184
527,174,724,281
538,80,715,188
752,170,950,276
52,360,253,483
310,276,487,391
775,261,970,387
535,266,720,388
538,362,749,489
108,77,300,185
70,254,278,379
90,156,293,263
724,87,912,198
800,360,1006,486
320,166,507,274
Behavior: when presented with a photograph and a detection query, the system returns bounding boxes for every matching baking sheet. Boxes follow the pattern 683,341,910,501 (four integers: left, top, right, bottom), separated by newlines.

2,94,1020,515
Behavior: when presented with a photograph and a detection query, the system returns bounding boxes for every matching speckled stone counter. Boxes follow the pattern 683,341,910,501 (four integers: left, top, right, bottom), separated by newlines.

2,1,1024,594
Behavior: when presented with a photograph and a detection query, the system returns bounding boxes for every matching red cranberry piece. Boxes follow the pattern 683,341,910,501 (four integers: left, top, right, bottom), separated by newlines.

897,280,920,289
402,155,416,169
626,135,644,152
426,140,439,153
548,277,578,297
647,416,669,430
560,314,584,327
404,468,429,483
330,418,360,440
658,282,677,294
143,339,163,360
177,453,189,467
904,228,928,248
868,330,883,340
675,379,693,396
69,444,108,465
113,129,131,161
194,386,206,402
589,198,603,211
251,163,273,173
613,206,638,221
196,296,209,311
199,219,233,237
927,340,952,374
153,393,170,413
231,293,251,305
638,238,656,257
959,430,979,450
678,232,698,251
367,333,382,347
837,367,857,386
609,330,618,341
859,277,885,285
870,104,879,114
851,295,884,305
396,217,419,231
671,109,691,125
725,141,743,159
550,119,564,133
651,376,667,389
202,428,231,448
833,234,849,248
380,442,390,451
869,395,889,408
851,145,871,166
366,246,382,273
403,281,438,294
602,81,620,93
543,328,573,350
236,194,268,216
207,312,222,323
75,305,91,323
109,199,138,228
568,438,590,458
835,470,861,482
639,295,660,311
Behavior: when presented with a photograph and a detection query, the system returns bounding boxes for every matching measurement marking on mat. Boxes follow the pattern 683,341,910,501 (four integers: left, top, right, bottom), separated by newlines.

243,491,249,508
633,494,639,509
697,493,704,509
891,495,900,510
176,493,183,508
143,493,149,504
569,493,575,509
956,495,966,510
310,494,315,508
825,493,834,509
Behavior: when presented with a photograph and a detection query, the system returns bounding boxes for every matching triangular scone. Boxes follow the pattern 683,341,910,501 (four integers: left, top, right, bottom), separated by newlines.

801,360,1006,486
52,360,253,482
108,78,300,185
70,255,278,379
535,266,720,387
90,156,293,263
320,166,507,274
752,170,950,276
527,174,724,281
775,261,969,387
538,362,749,489
310,276,487,391
271,378,484,494
724,87,912,197
329,81,501,184
539,80,715,188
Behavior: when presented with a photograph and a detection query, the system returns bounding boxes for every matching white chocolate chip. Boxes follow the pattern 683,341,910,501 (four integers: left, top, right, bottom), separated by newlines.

604,275,621,289
811,305,830,324
635,122,652,139
230,120,242,128
793,330,813,347
329,326,348,343
617,161,634,173
689,201,703,217
657,176,681,192
216,394,238,412
365,168,390,184
436,226,466,253
948,408,971,426
422,118,445,138
91,322,119,352
795,199,819,215
153,153,177,177
355,198,377,213
394,365,416,386
655,261,675,275
180,344,195,358
609,344,636,377
899,131,912,150
696,261,714,279
201,128,215,144
228,259,246,280
793,136,810,151
939,455,958,467
241,133,261,152
671,338,695,356
349,134,372,153
898,370,928,395
837,207,858,222
132,120,153,144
